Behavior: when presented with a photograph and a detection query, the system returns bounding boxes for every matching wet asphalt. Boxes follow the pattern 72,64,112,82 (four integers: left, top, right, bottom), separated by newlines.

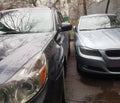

65,41,120,103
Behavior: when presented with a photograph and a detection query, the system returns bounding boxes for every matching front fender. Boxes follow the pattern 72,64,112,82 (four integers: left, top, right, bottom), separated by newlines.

45,40,64,81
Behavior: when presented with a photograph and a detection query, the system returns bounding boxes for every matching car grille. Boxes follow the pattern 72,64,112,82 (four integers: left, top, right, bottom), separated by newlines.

106,50,120,57
108,67,120,72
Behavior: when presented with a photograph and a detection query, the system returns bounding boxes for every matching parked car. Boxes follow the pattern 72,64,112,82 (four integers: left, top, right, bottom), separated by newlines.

74,14,120,75
0,7,72,103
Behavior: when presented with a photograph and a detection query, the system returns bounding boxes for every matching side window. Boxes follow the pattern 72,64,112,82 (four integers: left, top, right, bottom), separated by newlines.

54,12,60,25
57,12,64,24
58,12,64,22
54,11,64,27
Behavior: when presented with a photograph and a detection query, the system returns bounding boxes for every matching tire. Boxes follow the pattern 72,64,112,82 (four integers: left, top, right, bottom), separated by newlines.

76,56,81,73
68,41,70,57
67,35,70,58
62,89,66,103
62,66,66,103
64,57,67,78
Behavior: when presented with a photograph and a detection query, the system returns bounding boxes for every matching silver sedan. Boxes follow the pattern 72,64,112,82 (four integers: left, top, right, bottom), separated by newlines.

74,14,120,75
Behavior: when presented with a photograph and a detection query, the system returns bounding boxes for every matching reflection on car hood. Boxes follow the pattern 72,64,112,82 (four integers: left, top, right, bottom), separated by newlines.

78,28,120,49
0,32,55,84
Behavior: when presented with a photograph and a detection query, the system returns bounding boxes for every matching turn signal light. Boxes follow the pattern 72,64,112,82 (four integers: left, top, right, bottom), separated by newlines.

39,65,47,85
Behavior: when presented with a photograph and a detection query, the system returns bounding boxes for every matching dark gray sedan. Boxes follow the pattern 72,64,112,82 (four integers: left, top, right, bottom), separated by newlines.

74,14,120,75
0,7,72,103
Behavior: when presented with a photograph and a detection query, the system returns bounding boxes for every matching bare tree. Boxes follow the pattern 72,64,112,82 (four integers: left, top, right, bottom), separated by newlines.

0,3,13,10
31,0,37,7
105,0,110,13
52,0,60,7
83,0,87,15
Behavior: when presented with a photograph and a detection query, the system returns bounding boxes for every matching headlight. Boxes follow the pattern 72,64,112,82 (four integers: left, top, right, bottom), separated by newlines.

80,47,101,57
0,53,47,103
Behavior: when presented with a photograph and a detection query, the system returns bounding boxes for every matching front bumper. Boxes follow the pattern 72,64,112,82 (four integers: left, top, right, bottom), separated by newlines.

76,47,120,75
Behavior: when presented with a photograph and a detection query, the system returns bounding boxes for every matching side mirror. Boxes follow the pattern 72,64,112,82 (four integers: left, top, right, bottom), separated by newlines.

60,22,72,32
73,26,77,32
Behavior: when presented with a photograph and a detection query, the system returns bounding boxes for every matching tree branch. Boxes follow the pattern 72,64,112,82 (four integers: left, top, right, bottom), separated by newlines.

83,0,87,15
52,0,60,7
105,0,110,13
31,0,37,7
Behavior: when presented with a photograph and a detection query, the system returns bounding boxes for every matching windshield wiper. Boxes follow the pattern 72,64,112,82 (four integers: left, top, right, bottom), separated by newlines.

80,28,114,31
79,29,95,31
95,27,113,30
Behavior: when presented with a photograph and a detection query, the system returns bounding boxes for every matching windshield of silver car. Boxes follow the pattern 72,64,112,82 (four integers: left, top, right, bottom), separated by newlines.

0,9,53,33
79,15,120,31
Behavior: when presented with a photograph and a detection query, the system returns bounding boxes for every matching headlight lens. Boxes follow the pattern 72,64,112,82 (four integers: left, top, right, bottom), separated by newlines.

80,47,101,57
0,53,47,103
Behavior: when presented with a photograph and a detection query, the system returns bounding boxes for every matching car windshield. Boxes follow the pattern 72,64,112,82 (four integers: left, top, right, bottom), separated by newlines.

79,15,120,31
0,8,53,33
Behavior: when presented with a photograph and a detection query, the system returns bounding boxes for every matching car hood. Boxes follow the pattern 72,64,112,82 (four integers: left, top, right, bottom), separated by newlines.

0,32,55,84
78,28,120,49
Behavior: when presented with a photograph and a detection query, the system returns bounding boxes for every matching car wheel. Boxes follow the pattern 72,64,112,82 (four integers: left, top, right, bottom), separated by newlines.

62,87,66,103
68,40,70,57
76,56,81,73
64,57,67,78
62,66,66,103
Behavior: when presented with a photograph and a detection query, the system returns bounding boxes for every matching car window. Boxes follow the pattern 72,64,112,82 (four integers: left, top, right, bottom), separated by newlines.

56,12,63,25
0,9,53,33
58,12,64,22
79,15,120,31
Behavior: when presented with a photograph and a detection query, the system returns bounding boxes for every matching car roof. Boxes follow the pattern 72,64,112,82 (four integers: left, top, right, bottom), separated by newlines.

80,14,116,18
0,7,52,13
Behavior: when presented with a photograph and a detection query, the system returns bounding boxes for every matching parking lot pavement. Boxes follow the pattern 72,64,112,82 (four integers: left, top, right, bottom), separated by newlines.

65,41,120,103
